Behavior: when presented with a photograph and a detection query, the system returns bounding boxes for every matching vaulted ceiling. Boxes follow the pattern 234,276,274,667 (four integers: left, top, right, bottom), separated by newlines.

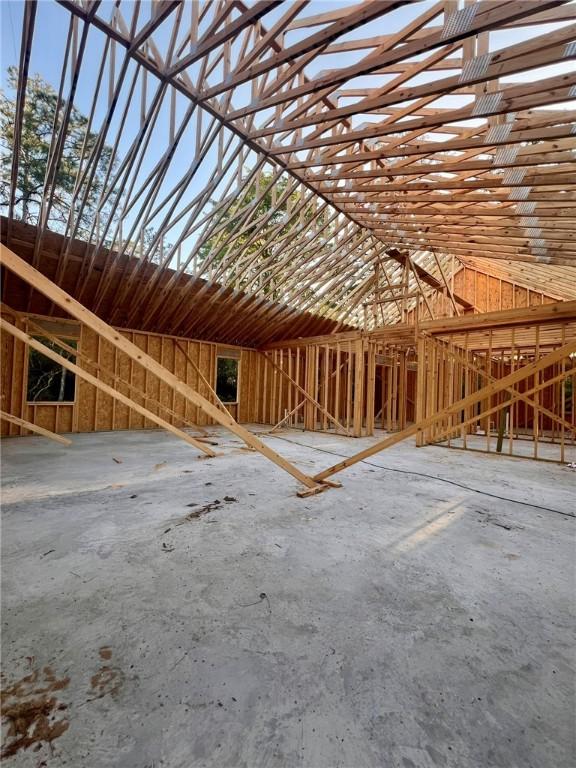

2,0,575,333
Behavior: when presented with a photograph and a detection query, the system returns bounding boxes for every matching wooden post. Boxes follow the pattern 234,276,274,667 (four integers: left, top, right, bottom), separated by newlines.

415,333,427,447
353,338,365,437
365,342,376,436
496,394,510,453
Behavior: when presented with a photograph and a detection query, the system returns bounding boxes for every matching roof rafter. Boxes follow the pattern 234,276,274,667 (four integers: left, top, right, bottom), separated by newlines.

2,0,574,339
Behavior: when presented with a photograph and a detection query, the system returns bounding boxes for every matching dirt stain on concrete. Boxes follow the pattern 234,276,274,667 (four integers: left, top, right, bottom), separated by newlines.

1,667,70,759
90,666,124,699
90,647,125,701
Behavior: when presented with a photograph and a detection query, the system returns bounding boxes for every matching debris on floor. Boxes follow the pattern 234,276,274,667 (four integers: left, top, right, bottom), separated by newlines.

179,497,238,523
476,510,524,531
237,591,272,614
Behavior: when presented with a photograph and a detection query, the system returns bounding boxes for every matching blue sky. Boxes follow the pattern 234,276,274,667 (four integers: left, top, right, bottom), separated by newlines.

3,1,573,102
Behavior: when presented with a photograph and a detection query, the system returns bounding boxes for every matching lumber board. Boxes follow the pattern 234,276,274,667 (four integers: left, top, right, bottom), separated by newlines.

1,245,323,492
0,410,72,446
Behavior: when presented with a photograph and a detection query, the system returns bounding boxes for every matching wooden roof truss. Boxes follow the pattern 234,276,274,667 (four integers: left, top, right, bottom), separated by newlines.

3,0,575,334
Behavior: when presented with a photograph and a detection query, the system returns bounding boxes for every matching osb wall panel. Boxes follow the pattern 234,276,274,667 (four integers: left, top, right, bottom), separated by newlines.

238,349,264,424
408,265,559,322
2,314,28,437
75,328,222,433
1,314,268,437
452,267,557,314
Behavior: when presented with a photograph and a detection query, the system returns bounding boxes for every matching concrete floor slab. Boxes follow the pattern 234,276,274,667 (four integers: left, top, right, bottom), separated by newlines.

1,428,575,767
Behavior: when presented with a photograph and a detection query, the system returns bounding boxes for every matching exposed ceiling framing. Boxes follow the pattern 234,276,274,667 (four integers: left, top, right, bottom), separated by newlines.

2,0,575,336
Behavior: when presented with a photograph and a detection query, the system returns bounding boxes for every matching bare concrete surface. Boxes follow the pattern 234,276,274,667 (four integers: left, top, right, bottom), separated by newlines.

1,427,575,768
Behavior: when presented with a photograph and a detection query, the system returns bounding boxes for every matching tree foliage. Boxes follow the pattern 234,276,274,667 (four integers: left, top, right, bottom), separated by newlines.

0,66,113,238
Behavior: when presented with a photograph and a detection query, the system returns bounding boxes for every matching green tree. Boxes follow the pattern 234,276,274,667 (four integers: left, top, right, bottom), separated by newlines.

0,66,114,237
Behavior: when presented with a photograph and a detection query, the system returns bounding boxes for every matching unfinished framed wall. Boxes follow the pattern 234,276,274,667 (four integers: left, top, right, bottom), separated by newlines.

5,299,574,474
415,306,576,463
373,343,418,433
0,307,266,437
261,340,363,437
262,325,418,438
261,302,576,465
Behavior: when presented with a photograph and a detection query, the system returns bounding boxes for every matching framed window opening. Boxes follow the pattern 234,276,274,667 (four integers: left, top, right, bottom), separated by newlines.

216,355,240,404
26,337,77,404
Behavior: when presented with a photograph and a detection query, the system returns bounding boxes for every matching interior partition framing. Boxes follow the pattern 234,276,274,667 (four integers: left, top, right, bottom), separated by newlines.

415,308,576,463
261,328,417,438
263,303,576,466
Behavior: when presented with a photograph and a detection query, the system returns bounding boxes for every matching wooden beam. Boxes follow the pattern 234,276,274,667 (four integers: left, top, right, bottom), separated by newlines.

1,303,212,439
202,1,408,99
1,318,218,457
432,336,576,436
433,369,572,444
9,0,576,344
229,0,568,117
167,1,283,76
0,410,72,446
420,299,576,334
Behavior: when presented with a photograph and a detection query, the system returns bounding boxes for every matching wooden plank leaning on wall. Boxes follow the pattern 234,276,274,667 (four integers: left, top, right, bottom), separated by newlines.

0,410,72,446
1,318,218,458
0,303,216,441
